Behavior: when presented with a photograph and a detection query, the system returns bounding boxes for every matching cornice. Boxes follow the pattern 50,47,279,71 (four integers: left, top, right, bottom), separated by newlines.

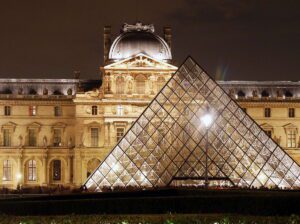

237,101,300,107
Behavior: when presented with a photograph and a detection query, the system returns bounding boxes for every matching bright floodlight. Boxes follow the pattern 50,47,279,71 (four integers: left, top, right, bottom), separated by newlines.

201,113,213,128
16,173,22,180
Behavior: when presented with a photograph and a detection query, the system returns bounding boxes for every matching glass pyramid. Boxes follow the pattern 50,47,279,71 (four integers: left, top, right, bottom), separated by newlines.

85,57,300,191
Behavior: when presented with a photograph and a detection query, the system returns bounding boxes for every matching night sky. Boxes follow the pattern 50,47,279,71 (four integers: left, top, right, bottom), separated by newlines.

0,0,299,81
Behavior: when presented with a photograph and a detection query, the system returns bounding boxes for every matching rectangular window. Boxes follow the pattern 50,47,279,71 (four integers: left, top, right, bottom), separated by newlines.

287,130,296,148
28,129,37,146
28,160,37,181
53,160,61,181
264,108,271,118
29,106,37,116
117,105,124,116
91,128,99,147
116,127,125,142
289,108,295,118
3,160,12,181
4,106,11,116
92,106,98,115
3,129,11,147
54,106,62,117
53,129,62,147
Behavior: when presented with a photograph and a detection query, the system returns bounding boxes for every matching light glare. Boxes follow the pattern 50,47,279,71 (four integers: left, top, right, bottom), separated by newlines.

201,113,213,128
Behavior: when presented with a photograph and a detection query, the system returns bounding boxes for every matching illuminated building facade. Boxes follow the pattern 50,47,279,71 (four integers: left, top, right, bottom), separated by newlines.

0,22,300,190
0,23,177,189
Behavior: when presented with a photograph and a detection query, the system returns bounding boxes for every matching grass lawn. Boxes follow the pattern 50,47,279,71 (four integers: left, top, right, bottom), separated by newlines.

2,214,300,224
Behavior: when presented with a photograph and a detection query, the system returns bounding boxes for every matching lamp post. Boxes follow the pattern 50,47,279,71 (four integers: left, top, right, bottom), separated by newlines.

200,112,213,188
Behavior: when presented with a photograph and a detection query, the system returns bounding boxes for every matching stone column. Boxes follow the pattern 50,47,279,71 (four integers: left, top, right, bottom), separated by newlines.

42,156,47,185
104,122,111,147
104,122,109,147
17,156,23,187
73,149,82,187
68,156,72,185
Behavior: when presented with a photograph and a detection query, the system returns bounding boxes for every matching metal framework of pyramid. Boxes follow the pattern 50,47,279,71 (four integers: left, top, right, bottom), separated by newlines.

85,57,300,191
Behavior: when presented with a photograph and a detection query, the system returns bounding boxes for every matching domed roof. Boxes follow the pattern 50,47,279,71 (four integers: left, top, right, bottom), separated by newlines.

108,23,172,62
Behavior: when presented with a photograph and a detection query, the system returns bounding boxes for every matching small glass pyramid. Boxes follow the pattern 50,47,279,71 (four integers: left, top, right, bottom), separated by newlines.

85,57,300,191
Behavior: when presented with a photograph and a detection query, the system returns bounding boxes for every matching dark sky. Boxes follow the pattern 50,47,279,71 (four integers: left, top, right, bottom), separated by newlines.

0,0,299,81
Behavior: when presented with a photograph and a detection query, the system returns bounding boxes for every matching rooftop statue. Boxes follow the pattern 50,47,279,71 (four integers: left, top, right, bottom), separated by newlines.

122,22,155,33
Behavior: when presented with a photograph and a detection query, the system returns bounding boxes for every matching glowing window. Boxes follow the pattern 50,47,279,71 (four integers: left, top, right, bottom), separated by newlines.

117,105,124,116
29,106,37,116
3,160,12,181
116,127,125,142
28,160,37,181
52,160,61,181
287,130,296,148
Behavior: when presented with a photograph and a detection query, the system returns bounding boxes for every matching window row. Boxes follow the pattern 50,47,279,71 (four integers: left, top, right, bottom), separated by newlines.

89,127,125,147
2,129,64,147
242,108,296,118
2,159,61,182
234,89,293,99
91,105,124,116
3,106,62,116
0,88,73,96
2,126,125,148
264,108,295,118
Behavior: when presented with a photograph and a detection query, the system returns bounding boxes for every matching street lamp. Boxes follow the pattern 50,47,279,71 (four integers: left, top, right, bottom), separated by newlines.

201,111,213,188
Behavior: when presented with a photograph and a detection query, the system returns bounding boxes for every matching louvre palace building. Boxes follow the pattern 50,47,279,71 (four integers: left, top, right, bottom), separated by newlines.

1,22,300,190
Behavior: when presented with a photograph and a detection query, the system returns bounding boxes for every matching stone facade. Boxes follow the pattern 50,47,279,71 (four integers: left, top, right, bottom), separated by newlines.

0,23,300,190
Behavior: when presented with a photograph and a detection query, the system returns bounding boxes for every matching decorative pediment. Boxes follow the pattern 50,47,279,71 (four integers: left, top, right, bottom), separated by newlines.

87,121,101,128
283,123,298,133
113,121,127,127
260,123,273,131
1,122,17,131
51,122,67,132
27,122,42,131
104,53,178,71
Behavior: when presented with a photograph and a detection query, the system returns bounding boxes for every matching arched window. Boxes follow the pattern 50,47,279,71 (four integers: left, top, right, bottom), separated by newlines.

157,77,166,92
261,90,269,97
3,160,12,181
29,89,37,95
52,160,61,181
116,76,125,94
136,75,146,94
237,90,245,98
28,160,37,181
285,90,293,98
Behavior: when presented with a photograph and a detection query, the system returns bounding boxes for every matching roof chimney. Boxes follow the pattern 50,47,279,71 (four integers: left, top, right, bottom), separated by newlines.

163,27,172,51
103,26,111,64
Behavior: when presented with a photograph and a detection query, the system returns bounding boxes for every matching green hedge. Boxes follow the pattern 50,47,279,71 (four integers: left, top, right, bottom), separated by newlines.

1,214,300,224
